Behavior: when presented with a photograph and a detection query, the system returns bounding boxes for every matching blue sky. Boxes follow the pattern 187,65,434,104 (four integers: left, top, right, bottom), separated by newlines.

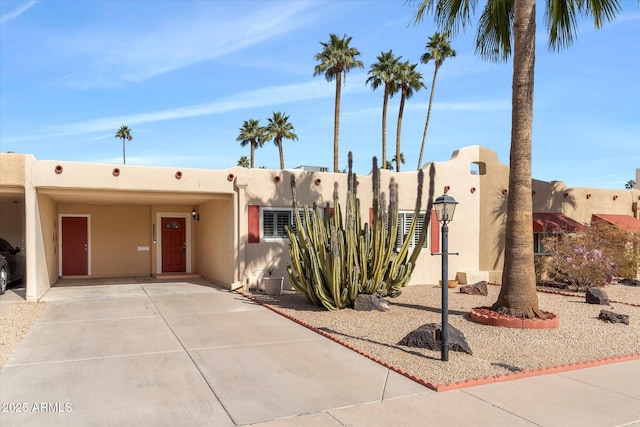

1,0,638,189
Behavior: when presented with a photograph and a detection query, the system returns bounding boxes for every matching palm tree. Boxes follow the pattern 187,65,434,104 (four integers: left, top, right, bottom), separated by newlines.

625,180,636,190
237,156,250,168
413,0,622,318
114,125,132,165
236,119,265,168
367,50,401,169
416,32,456,169
264,112,298,170
313,33,364,172
393,61,424,172
385,152,406,171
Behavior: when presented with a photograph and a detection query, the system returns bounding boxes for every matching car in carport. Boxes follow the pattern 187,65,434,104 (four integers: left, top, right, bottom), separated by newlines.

0,238,25,294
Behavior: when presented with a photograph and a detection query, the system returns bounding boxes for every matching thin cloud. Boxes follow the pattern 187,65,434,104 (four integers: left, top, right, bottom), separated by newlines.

49,1,322,88
3,78,345,143
0,0,37,24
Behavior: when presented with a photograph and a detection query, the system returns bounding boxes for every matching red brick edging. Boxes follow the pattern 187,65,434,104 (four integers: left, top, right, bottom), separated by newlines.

236,289,640,392
470,306,559,329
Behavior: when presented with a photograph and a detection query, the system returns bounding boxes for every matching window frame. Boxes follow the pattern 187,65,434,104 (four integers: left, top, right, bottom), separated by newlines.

396,210,430,250
259,207,318,241
533,232,556,255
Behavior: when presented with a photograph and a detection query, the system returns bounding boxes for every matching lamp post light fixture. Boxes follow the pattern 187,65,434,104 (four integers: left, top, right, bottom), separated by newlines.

191,208,200,222
433,188,458,361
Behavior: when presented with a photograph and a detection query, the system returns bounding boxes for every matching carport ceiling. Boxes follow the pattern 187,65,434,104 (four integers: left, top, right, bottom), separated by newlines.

0,187,24,203
38,188,229,206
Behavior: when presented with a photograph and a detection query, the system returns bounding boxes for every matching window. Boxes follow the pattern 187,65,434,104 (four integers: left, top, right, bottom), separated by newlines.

470,161,486,175
261,208,316,240
534,232,555,255
396,211,429,250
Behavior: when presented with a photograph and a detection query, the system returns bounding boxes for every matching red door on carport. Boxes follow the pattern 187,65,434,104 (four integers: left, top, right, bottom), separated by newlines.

61,216,88,275
161,217,186,272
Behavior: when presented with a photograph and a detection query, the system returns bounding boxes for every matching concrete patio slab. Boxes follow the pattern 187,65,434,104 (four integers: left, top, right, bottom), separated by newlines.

328,391,537,427
54,277,144,287
0,352,233,427
464,371,640,427
141,280,223,296
190,338,412,425
249,412,345,426
150,291,260,316
5,317,182,366
558,359,640,399
41,284,146,302
38,296,158,323
381,369,435,400
164,309,322,350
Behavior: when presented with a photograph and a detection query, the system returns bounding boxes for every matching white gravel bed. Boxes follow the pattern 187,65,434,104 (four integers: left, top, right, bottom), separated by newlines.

0,302,48,368
250,284,640,386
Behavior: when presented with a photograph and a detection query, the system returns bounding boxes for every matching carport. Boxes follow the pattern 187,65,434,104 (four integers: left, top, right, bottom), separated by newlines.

19,158,246,301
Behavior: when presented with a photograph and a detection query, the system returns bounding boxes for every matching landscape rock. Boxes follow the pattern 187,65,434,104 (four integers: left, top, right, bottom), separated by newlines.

598,310,629,325
619,278,640,287
354,294,391,312
586,287,609,305
398,323,473,355
459,281,489,296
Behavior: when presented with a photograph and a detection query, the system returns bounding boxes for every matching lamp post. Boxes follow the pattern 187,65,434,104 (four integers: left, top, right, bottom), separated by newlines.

433,188,458,361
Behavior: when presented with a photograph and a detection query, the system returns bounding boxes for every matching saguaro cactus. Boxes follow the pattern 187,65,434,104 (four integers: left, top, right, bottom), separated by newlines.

286,153,432,310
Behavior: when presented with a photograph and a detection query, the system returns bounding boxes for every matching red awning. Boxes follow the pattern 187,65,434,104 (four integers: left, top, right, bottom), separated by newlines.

592,214,640,232
533,213,586,233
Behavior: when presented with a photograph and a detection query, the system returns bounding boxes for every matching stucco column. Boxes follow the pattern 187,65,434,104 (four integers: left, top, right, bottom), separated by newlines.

23,157,50,301
234,175,249,289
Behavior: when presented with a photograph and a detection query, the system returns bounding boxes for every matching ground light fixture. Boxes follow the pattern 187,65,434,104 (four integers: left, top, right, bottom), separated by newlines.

191,208,200,221
432,188,458,361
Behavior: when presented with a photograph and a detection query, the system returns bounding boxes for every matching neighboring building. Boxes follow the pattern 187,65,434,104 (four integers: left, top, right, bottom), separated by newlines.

294,165,329,172
1,146,639,301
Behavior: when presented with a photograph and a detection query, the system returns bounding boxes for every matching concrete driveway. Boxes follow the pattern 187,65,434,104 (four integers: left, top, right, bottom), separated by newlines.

2,277,639,426
0,277,431,426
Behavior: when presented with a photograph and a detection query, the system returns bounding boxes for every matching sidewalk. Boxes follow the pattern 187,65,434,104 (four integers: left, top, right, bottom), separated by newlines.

0,277,639,426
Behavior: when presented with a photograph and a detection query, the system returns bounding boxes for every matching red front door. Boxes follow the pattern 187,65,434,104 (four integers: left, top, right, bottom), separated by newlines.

161,217,186,273
62,216,88,276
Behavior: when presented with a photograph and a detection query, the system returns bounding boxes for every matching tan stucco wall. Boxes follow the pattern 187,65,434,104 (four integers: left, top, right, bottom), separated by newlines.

477,147,510,274
532,181,640,223
0,153,27,187
37,193,58,285
195,199,235,284
240,146,486,286
0,200,25,249
58,204,152,276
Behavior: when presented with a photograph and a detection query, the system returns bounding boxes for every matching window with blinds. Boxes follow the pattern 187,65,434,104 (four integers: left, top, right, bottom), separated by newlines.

396,211,428,249
262,210,292,239
261,208,316,240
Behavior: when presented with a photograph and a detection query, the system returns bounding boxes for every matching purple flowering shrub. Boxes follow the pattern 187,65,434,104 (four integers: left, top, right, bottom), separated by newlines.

543,222,639,290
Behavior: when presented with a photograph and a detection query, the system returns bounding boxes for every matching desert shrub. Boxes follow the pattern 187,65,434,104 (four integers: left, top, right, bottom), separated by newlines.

543,222,640,289
588,221,639,279
544,233,613,290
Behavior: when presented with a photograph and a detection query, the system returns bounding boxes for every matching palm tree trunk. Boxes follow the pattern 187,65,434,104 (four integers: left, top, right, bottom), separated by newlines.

278,139,285,169
395,90,406,172
492,0,542,319
382,86,389,169
122,138,126,165
250,144,255,168
417,65,439,170
333,73,342,172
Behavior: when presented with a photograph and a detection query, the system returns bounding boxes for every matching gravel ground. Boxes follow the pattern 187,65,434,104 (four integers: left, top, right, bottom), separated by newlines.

249,283,640,386
1,283,638,386
0,302,48,368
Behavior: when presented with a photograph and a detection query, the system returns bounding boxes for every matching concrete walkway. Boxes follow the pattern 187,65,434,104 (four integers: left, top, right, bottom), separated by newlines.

1,277,639,426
